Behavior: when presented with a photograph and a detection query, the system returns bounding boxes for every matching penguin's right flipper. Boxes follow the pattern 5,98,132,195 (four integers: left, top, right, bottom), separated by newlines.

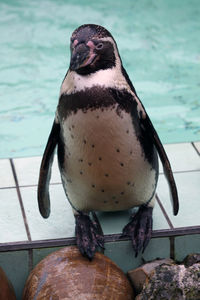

141,114,179,216
38,120,60,218
75,212,104,260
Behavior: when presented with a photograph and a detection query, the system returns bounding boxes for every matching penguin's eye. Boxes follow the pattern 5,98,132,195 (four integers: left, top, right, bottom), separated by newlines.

96,42,104,50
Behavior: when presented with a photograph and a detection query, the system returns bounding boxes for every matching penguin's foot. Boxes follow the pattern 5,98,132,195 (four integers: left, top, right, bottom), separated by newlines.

122,205,153,257
75,213,104,260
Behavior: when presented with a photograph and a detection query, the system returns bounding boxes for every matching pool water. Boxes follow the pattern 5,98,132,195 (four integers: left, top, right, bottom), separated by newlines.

0,0,200,158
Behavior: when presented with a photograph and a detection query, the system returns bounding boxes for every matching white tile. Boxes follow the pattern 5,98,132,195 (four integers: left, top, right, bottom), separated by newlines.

13,155,61,186
159,143,200,173
194,142,200,154
157,172,200,228
0,188,28,242
20,184,75,240
0,159,15,188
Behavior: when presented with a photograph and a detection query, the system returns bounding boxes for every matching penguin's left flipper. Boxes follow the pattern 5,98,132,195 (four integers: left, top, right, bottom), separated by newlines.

112,84,179,216
38,120,60,218
75,212,104,260
141,114,179,216
122,205,153,256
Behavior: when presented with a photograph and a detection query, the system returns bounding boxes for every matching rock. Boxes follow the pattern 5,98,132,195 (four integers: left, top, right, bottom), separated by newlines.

0,266,16,300
182,253,200,267
137,262,200,300
128,258,174,294
23,246,134,300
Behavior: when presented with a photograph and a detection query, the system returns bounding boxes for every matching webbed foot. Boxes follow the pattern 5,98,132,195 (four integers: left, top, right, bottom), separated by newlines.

75,213,104,260
122,205,153,257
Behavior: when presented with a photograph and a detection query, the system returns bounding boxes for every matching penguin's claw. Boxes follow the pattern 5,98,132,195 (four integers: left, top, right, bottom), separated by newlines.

75,213,104,260
122,205,153,257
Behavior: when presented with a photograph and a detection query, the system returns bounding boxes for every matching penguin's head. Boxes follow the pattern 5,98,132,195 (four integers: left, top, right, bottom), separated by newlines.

69,24,118,75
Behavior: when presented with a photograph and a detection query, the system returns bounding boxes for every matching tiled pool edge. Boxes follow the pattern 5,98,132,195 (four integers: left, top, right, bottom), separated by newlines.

0,141,200,252
0,232,199,299
0,141,200,300
0,225,199,253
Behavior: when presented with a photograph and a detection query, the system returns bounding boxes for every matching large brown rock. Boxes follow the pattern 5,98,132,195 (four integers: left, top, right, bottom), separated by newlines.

23,246,134,300
0,266,16,300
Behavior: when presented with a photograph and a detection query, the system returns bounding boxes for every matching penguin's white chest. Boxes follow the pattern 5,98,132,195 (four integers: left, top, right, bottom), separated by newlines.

60,105,156,212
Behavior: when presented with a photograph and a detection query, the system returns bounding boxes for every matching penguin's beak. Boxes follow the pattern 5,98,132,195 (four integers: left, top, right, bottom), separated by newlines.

70,43,96,71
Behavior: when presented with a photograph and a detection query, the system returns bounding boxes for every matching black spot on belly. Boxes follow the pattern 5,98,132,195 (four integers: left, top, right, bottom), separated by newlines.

120,191,125,195
78,158,83,162
120,162,124,167
80,171,83,175
126,130,129,134
92,184,95,188
105,173,109,177
127,181,131,185
88,162,92,166
116,148,120,153
72,125,75,129
99,157,102,161
91,144,95,148
115,200,119,204
83,139,86,144
101,189,105,193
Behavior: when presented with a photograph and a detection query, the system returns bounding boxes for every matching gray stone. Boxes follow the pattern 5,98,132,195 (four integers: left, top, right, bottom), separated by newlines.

128,258,174,294
183,253,200,267
137,262,200,300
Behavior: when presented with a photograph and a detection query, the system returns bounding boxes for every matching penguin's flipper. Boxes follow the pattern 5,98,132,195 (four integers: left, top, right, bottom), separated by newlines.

122,205,153,256
142,114,179,216
38,121,60,218
75,212,104,260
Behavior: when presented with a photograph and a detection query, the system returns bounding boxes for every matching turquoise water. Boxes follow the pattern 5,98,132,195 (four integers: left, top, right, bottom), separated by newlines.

0,0,200,158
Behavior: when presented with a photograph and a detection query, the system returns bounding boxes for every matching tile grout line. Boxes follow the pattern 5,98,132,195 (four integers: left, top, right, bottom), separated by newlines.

191,142,200,156
156,194,175,259
156,194,174,229
9,159,32,242
169,236,175,260
160,169,200,175
28,249,33,272
0,182,62,190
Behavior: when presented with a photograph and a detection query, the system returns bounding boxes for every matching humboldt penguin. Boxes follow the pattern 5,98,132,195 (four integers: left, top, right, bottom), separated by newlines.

38,24,179,259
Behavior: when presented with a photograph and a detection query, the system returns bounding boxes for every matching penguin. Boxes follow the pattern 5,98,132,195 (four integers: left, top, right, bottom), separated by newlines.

38,24,179,259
